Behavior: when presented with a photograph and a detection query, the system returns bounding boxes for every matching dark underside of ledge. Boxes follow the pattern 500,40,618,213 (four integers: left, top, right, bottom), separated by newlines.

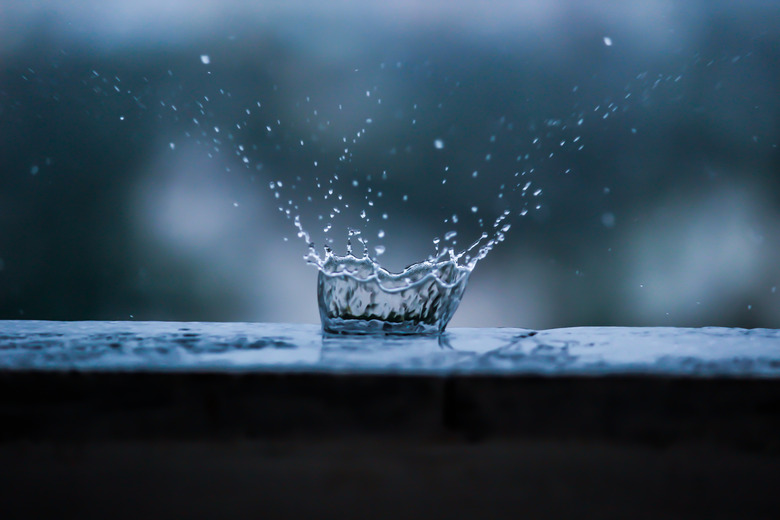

2,371,780,447
2,371,780,519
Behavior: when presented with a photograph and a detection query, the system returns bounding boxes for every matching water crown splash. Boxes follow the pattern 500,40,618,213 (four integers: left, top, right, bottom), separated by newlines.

278,96,575,333
152,57,684,333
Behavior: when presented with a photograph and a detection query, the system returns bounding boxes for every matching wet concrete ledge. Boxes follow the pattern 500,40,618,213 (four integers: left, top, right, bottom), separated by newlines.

2,321,779,519
1,320,779,447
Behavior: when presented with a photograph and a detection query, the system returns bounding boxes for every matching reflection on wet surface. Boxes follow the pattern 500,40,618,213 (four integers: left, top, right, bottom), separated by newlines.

0,321,778,376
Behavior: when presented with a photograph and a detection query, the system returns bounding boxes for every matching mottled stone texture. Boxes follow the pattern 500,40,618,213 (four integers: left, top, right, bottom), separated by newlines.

1,320,779,375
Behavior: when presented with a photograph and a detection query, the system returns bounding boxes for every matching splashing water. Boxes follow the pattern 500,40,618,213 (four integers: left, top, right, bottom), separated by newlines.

294,206,512,333
237,67,657,333
315,253,470,334
81,55,705,333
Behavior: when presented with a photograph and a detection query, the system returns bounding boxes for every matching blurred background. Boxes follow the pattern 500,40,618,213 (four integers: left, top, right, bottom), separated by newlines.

1,0,778,329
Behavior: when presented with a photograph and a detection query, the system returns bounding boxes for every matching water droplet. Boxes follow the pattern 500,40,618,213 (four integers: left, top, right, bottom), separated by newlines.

200,54,210,64
169,142,175,150
444,231,457,241
30,165,39,175
378,230,385,238
472,171,479,178
374,245,386,256
471,206,478,213
434,139,444,149
603,36,613,46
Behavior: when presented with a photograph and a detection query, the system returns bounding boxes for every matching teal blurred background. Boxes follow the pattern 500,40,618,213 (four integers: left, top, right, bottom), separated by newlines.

1,1,778,328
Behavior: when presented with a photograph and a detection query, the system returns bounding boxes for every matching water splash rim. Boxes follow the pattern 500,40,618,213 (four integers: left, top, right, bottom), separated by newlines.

315,253,472,293
293,207,512,291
